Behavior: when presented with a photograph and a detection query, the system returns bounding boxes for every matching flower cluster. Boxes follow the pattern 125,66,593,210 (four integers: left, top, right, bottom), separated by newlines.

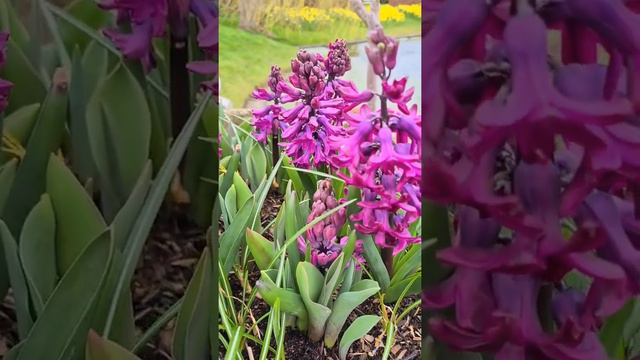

398,4,421,18
330,28,420,255
0,32,12,113
424,0,640,358
253,30,421,256
298,179,364,268
99,0,216,73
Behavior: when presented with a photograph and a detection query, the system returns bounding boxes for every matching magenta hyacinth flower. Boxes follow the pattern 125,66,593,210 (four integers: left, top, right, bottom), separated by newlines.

0,32,12,113
297,180,364,268
425,0,640,358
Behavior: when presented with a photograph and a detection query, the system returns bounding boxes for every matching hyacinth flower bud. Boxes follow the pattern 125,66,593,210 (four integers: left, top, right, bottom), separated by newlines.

365,45,385,77
326,39,351,78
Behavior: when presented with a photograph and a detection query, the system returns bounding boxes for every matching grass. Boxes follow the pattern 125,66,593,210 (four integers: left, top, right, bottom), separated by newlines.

220,18,420,107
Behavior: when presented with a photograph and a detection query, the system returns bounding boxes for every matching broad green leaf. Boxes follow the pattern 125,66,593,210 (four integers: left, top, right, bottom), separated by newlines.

361,234,390,291
282,156,304,196
600,299,636,359
233,172,251,209
110,162,152,251
219,197,255,274
324,279,380,348
81,40,110,96
17,230,113,360
246,229,276,271
47,154,107,273
0,0,29,50
296,261,331,341
58,0,110,51
102,93,212,337
385,273,421,304
247,142,267,191
19,195,57,314
173,249,212,360
86,329,141,360
0,221,33,338
255,271,308,330
69,47,94,181
283,185,300,287
339,262,356,295
219,152,240,198
2,74,68,237
0,40,46,113
86,63,151,220
0,158,17,216
339,315,380,360
0,104,40,164
224,185,237,220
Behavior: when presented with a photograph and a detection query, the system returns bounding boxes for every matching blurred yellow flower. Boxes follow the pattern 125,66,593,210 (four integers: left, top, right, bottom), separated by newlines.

365,4,406,22
398,4,421,18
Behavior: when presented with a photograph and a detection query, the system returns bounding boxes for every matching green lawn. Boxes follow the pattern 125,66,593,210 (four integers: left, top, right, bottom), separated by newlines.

220,19,420,107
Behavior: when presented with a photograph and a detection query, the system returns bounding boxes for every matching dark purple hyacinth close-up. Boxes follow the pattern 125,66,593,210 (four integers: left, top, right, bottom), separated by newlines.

424,0,640,358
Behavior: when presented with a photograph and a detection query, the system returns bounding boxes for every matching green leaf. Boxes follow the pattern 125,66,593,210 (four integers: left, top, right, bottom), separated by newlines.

2,74,68,237
600,299,636,359
19,195,57,314
47,154,107,273
296,261,331,341
255,271,308,330
339,315,380,360
0,39,46,113
58,0,110,52
86,329,141,360
233,172,252,209
68,47,95,181
219,196,255,274
385,273,421,304
361,234,390,291
224,184,237,220
172,249,212,360
0,158,17,216
247,142,267,191
0,221,33,338
0,0,29,51
102,93,212,337
110,162,152,251
0,104,40,165
86,63,151,220
283,185,301,288
324,279,380,348
17,230,113,360
246,229,276,271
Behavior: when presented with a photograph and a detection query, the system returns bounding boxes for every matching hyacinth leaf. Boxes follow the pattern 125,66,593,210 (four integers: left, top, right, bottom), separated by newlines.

86,63,151,220
324,279,381,348
0,220,33,338
220,152,240,198
391,244,421,283
361,234,390,291
296,261,331,342
600,299,636,359
339,262,356,295
255,270,308,330
624,301,640,346
299,171,318,200
338,315,380,360
224,185,237,220
345,186,361,218
0,104,40,165
219,197,255,274
0,0,29,50
246,228,276,271
47,154,107,273
247,142,267,192
110,162,152,251
86,330,141,360
2,74,68,237
57,0,110,52
0,158,17,216
423,201,453,284
218,194,230,229
282,156,305,196
18,194,57,315
69,47,94,182
16,230,113,360
172,249,212,360
385,273,421,304
318,252,346,307
3,342,22,360
284,182,301,285
0,40,46,114
233,172,252,209
81,41,109,98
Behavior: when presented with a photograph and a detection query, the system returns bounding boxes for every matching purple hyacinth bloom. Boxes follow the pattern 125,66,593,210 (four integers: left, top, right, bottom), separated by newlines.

326,39,351,78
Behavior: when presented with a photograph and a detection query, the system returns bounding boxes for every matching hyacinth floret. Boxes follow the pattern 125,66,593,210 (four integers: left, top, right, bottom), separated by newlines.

424,0,640,358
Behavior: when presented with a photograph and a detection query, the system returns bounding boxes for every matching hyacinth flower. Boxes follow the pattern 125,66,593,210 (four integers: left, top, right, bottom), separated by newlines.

328,28,421,267
297,180,364,269
424,0,640,358
0,32,11,114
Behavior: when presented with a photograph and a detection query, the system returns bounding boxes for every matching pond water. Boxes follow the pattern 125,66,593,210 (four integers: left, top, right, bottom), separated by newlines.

305,36,421,112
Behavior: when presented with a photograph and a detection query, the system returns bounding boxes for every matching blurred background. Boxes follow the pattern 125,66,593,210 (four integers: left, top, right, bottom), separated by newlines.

219,0,421,109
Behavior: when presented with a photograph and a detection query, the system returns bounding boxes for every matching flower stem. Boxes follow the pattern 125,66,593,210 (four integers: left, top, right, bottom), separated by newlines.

382,247,394,276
